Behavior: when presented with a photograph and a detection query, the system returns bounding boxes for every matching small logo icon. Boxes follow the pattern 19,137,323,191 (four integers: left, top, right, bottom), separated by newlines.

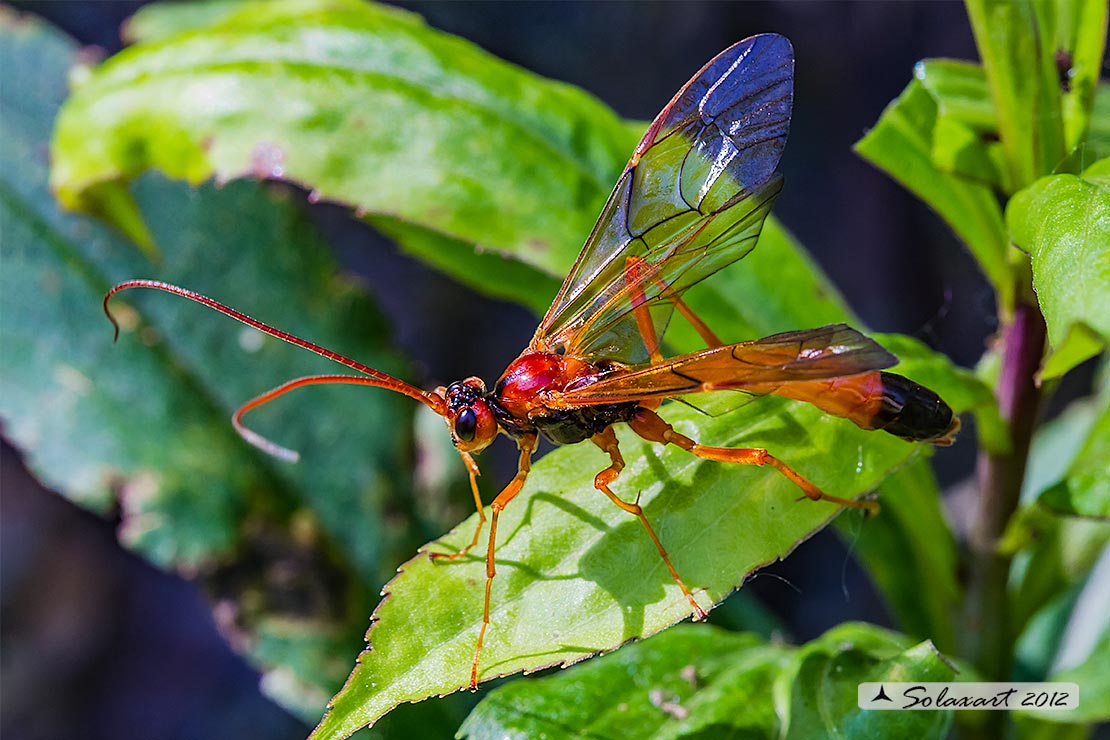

872,685,893,702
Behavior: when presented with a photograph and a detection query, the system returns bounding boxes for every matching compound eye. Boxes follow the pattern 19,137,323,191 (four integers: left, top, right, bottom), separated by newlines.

455,408,478,442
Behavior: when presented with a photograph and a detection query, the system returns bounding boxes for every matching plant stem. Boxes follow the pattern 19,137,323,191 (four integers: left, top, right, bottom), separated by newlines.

962,297,1046,732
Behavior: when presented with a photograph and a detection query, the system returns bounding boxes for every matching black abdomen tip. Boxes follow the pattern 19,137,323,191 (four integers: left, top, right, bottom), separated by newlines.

877,372,959,445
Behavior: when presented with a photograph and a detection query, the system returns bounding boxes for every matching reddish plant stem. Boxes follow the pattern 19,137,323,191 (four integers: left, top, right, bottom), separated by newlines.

965,298,1046,684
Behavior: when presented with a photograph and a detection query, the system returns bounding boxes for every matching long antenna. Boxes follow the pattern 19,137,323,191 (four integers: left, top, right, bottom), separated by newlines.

104,280,448,416
232,374,415,462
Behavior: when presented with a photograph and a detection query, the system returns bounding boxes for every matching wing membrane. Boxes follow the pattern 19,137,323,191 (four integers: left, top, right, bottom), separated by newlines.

548,325,898,408
532,34,794,364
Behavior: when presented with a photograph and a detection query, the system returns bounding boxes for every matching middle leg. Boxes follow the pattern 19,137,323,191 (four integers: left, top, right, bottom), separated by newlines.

591,426,708,620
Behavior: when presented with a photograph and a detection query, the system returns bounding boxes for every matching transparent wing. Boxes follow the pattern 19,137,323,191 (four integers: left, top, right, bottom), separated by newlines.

548,325,898,408
531,34,794,364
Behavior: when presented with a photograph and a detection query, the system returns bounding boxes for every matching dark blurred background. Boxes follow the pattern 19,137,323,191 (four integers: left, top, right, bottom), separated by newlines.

3,2,993,739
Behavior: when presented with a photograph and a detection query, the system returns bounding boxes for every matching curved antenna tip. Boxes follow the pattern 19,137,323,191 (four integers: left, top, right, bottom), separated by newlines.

103,294,122,344
233,416,302,464
252,436,301,464
253,435,301,463
274,448,301,464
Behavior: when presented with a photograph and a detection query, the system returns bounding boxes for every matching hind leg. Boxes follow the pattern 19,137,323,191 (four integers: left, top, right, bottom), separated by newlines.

627,408,878,515
624,255,724,363
591,426,708,619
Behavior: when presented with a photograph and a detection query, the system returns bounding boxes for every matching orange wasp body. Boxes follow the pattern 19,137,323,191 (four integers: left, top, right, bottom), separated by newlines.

106,34,957,689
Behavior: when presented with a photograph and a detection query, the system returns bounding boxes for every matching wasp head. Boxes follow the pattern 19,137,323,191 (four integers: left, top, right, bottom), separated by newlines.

440,377,498,453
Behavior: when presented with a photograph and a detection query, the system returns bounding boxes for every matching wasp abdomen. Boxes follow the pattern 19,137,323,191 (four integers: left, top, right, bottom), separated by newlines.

753,370,958,446
873,372,959,445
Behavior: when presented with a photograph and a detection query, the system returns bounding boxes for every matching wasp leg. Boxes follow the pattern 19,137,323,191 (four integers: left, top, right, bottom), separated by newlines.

430,451,485,561
470,434,537,690
627,408,879,515
624,256,666,364
625,255,724,354
590,426,708,620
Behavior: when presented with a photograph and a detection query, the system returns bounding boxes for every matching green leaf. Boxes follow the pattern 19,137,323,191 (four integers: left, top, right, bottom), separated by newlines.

780,623,955,740
312,401,925,738
1038,400,1110,519
1016,528,1109,722
965,0,1066,188
836,460,961,652
912,57,1110,187
460,625,792,740
914,60,999,136
1042,624,1110,723
1055,0,1109,154
1006,384,1110,641
1021,379,1106,505
369,216,561,317
0,11,451,727
914,59,1009,190
1087,84,1110,161
855,75,1013,311
1086,156,1110,186
122,0,247,43
458,623,953,740
1008,160,1110,379
69,179,159,259
1012,585,1084,684
1006,508,1110,643
1030,366,1109,519
51,0,635,283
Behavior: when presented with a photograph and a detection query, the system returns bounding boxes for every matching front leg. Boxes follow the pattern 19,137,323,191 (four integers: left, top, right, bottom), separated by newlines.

470,433,537,689
430,450,485,561
591,426,708,620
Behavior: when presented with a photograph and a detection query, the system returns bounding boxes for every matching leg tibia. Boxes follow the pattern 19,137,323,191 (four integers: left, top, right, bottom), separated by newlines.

590,428,708,620
628,408,878,515
471,435,537,689
431,451,486,561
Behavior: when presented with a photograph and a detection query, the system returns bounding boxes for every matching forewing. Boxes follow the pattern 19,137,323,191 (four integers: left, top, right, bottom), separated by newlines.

549,325,899,408
532,34,794,365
